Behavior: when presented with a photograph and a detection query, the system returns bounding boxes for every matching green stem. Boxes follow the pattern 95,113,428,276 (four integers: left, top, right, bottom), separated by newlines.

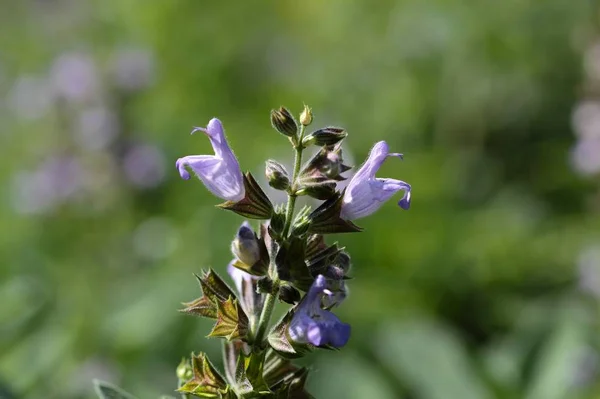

281,126,306,238
253,125,306,345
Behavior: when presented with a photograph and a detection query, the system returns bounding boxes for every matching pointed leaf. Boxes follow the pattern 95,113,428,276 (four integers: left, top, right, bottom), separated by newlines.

180,270,236,319
93,380,137,399
208,297,249,341
178,353,230,398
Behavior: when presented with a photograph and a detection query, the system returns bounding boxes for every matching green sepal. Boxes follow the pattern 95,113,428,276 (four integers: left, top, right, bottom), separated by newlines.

304,234,327,259
289,205,312,237
180,270,236,319
298,144,351,182
305,243,343,277
93,380,138,399
270,106,298,138
208,297,249,341
275,238,313,291
307,191,362,234
268,206,286,241
267,310,313,359
234,350,271,396
271,368,313,399
295,176,337,201
217,173,273,219
263,349,300,387
301,127,347,147
177,353,233,398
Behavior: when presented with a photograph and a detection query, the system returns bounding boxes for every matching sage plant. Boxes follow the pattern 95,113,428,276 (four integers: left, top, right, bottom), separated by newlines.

153,106,410,398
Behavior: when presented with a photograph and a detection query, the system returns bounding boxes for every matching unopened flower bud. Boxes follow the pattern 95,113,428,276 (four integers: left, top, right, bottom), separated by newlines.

176,359,193,381
269,206,286,240
279,285,301,304
300,104,313,126
270,106,298,137
231,221,261,266
265,160,290,190
302,127,347,147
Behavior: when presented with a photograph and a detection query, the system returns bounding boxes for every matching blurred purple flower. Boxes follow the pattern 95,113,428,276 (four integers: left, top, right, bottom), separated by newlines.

11,156,83,214
572,101,600,140
75,106,119,150
176,118,244,202
110,47,155,91
340,141,411,220
288,275,350,348
50,52,98,102
571,138,600,176
123,143,166,189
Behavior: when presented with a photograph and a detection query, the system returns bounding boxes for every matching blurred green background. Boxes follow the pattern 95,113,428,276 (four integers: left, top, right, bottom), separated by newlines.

2,0,600,398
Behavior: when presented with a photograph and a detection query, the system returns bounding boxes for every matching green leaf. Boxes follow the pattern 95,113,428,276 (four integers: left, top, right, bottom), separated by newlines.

375,319,492,399
93,380,138,399
208,297,249,341
525,309,587,399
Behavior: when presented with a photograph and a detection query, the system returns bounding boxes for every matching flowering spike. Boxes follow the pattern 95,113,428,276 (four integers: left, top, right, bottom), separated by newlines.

176,118,245,202
339,141,411,220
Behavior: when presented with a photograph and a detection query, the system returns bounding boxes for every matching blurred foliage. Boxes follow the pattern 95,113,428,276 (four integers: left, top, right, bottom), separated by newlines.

1,0,600,398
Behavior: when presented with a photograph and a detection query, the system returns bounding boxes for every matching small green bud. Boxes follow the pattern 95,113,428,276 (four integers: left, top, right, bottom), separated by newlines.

176,358,193,381
302,127,347,147
270,106,298,137
278,285,301,304
265,160,290,190
300,104,313,126
269,206,286,240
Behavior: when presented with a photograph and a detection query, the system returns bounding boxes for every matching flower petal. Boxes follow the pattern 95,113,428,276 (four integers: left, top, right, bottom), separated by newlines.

340,141,411,220
176,154,243,201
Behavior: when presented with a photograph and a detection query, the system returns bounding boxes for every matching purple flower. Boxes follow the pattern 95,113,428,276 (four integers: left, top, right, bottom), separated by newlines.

288,275,351,348
176,118,245,202
340,141,411,220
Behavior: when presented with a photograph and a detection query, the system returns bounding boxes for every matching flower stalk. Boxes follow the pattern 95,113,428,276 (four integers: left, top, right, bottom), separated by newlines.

95,105,412,398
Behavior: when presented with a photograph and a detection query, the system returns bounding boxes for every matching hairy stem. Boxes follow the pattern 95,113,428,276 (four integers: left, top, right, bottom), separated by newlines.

281,125,306,238
253,125,306,345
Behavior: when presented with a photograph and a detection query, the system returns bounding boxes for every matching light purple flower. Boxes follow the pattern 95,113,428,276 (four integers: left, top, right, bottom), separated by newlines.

176,118,245,202
340,141,411,220
288,275,350,348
